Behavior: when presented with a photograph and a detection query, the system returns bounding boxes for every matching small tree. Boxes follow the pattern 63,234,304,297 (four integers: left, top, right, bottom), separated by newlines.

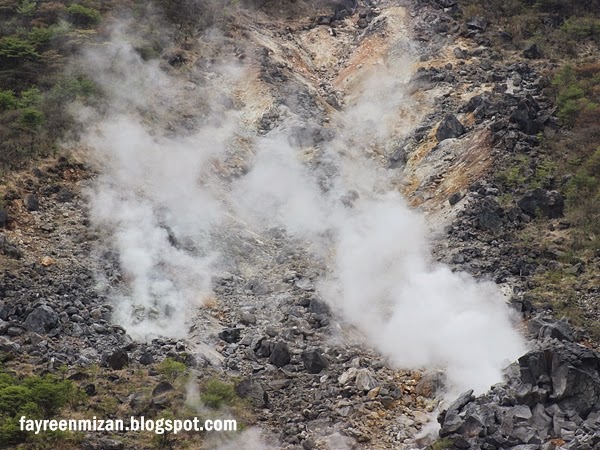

0,37,39,62
0,90,17,111
17,0,36,16
66,4,101,28
19,107,44,153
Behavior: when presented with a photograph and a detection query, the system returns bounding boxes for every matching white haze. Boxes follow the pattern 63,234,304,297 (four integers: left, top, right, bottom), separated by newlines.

79,15,525,397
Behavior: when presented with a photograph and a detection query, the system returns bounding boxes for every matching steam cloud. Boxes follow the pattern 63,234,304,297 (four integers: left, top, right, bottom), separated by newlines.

79,10,525,399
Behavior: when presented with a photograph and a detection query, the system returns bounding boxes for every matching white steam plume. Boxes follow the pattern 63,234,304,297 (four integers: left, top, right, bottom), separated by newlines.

78,7,526,396
81,26,242,339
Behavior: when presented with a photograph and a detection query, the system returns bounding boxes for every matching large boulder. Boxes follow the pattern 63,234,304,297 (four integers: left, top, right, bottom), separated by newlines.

523,43,543,59
467,197,504,232
466,17,488,32
57,188,74,203
301,350,328,374
106,349,129,370
219,327,241,343
355,369,378,391
528,315,574,342
24,305,58,334
509,97,541,135
436,114,465,142
24,194,39,212
254,338,275,357
517,189,564,219
236,378,268,407
152,381,174,397
269,341,291,367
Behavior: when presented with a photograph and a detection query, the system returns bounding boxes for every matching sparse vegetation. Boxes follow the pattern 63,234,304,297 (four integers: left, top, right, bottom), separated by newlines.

460,0,600,56
428,438,454,450
0,0,105,173
200,379,238,409
66,4,101,27
157,358,187,383
0,371,82,447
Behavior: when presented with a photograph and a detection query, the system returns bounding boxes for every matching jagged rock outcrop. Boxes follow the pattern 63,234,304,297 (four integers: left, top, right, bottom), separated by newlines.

436,114,465,142
438,332,600,449
518,189,565,219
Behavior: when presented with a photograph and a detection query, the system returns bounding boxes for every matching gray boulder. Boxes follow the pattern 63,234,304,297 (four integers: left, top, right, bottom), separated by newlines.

152,381,174,397
301,350,328,374
236,378,268,407
24,194,39,211
466,17,488,32
24,305,58,334
269,341,291,367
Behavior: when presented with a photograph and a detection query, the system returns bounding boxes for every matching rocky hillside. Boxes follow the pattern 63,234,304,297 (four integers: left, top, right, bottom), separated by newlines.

0,0,600,449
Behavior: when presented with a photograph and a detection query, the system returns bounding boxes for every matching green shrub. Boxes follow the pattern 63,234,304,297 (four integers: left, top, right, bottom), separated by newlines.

496,154,529,188
552,65,598,125
428,438,454,450
66,4,101,27
19,107,44,129
200,379,237,409
0,372,79,447
49,74,99,104
0,36,39,61
561,17,600,40
157,358,186,383
16,0,36,16
0,90,17,111
17,87,42,108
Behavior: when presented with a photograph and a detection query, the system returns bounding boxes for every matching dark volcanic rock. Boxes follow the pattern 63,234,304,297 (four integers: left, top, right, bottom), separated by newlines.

453,47,467,59
236,378,268,407
219,327,242,343
57,188,74,203
308,298,331,315
438,339,600,449
301,349,328,374
107,349,129,370
466,17,488,32
152,381,174,396
469,197,504,232
269,341,291,367
24,194,39,211
523,43,543,59
436,114,465,142
254,338,275,357
0,209,7,228
448,192,464,206
139,352,155,365
517,189,564,219
24,305,58,334
528,315,575,342
509,98,541,135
